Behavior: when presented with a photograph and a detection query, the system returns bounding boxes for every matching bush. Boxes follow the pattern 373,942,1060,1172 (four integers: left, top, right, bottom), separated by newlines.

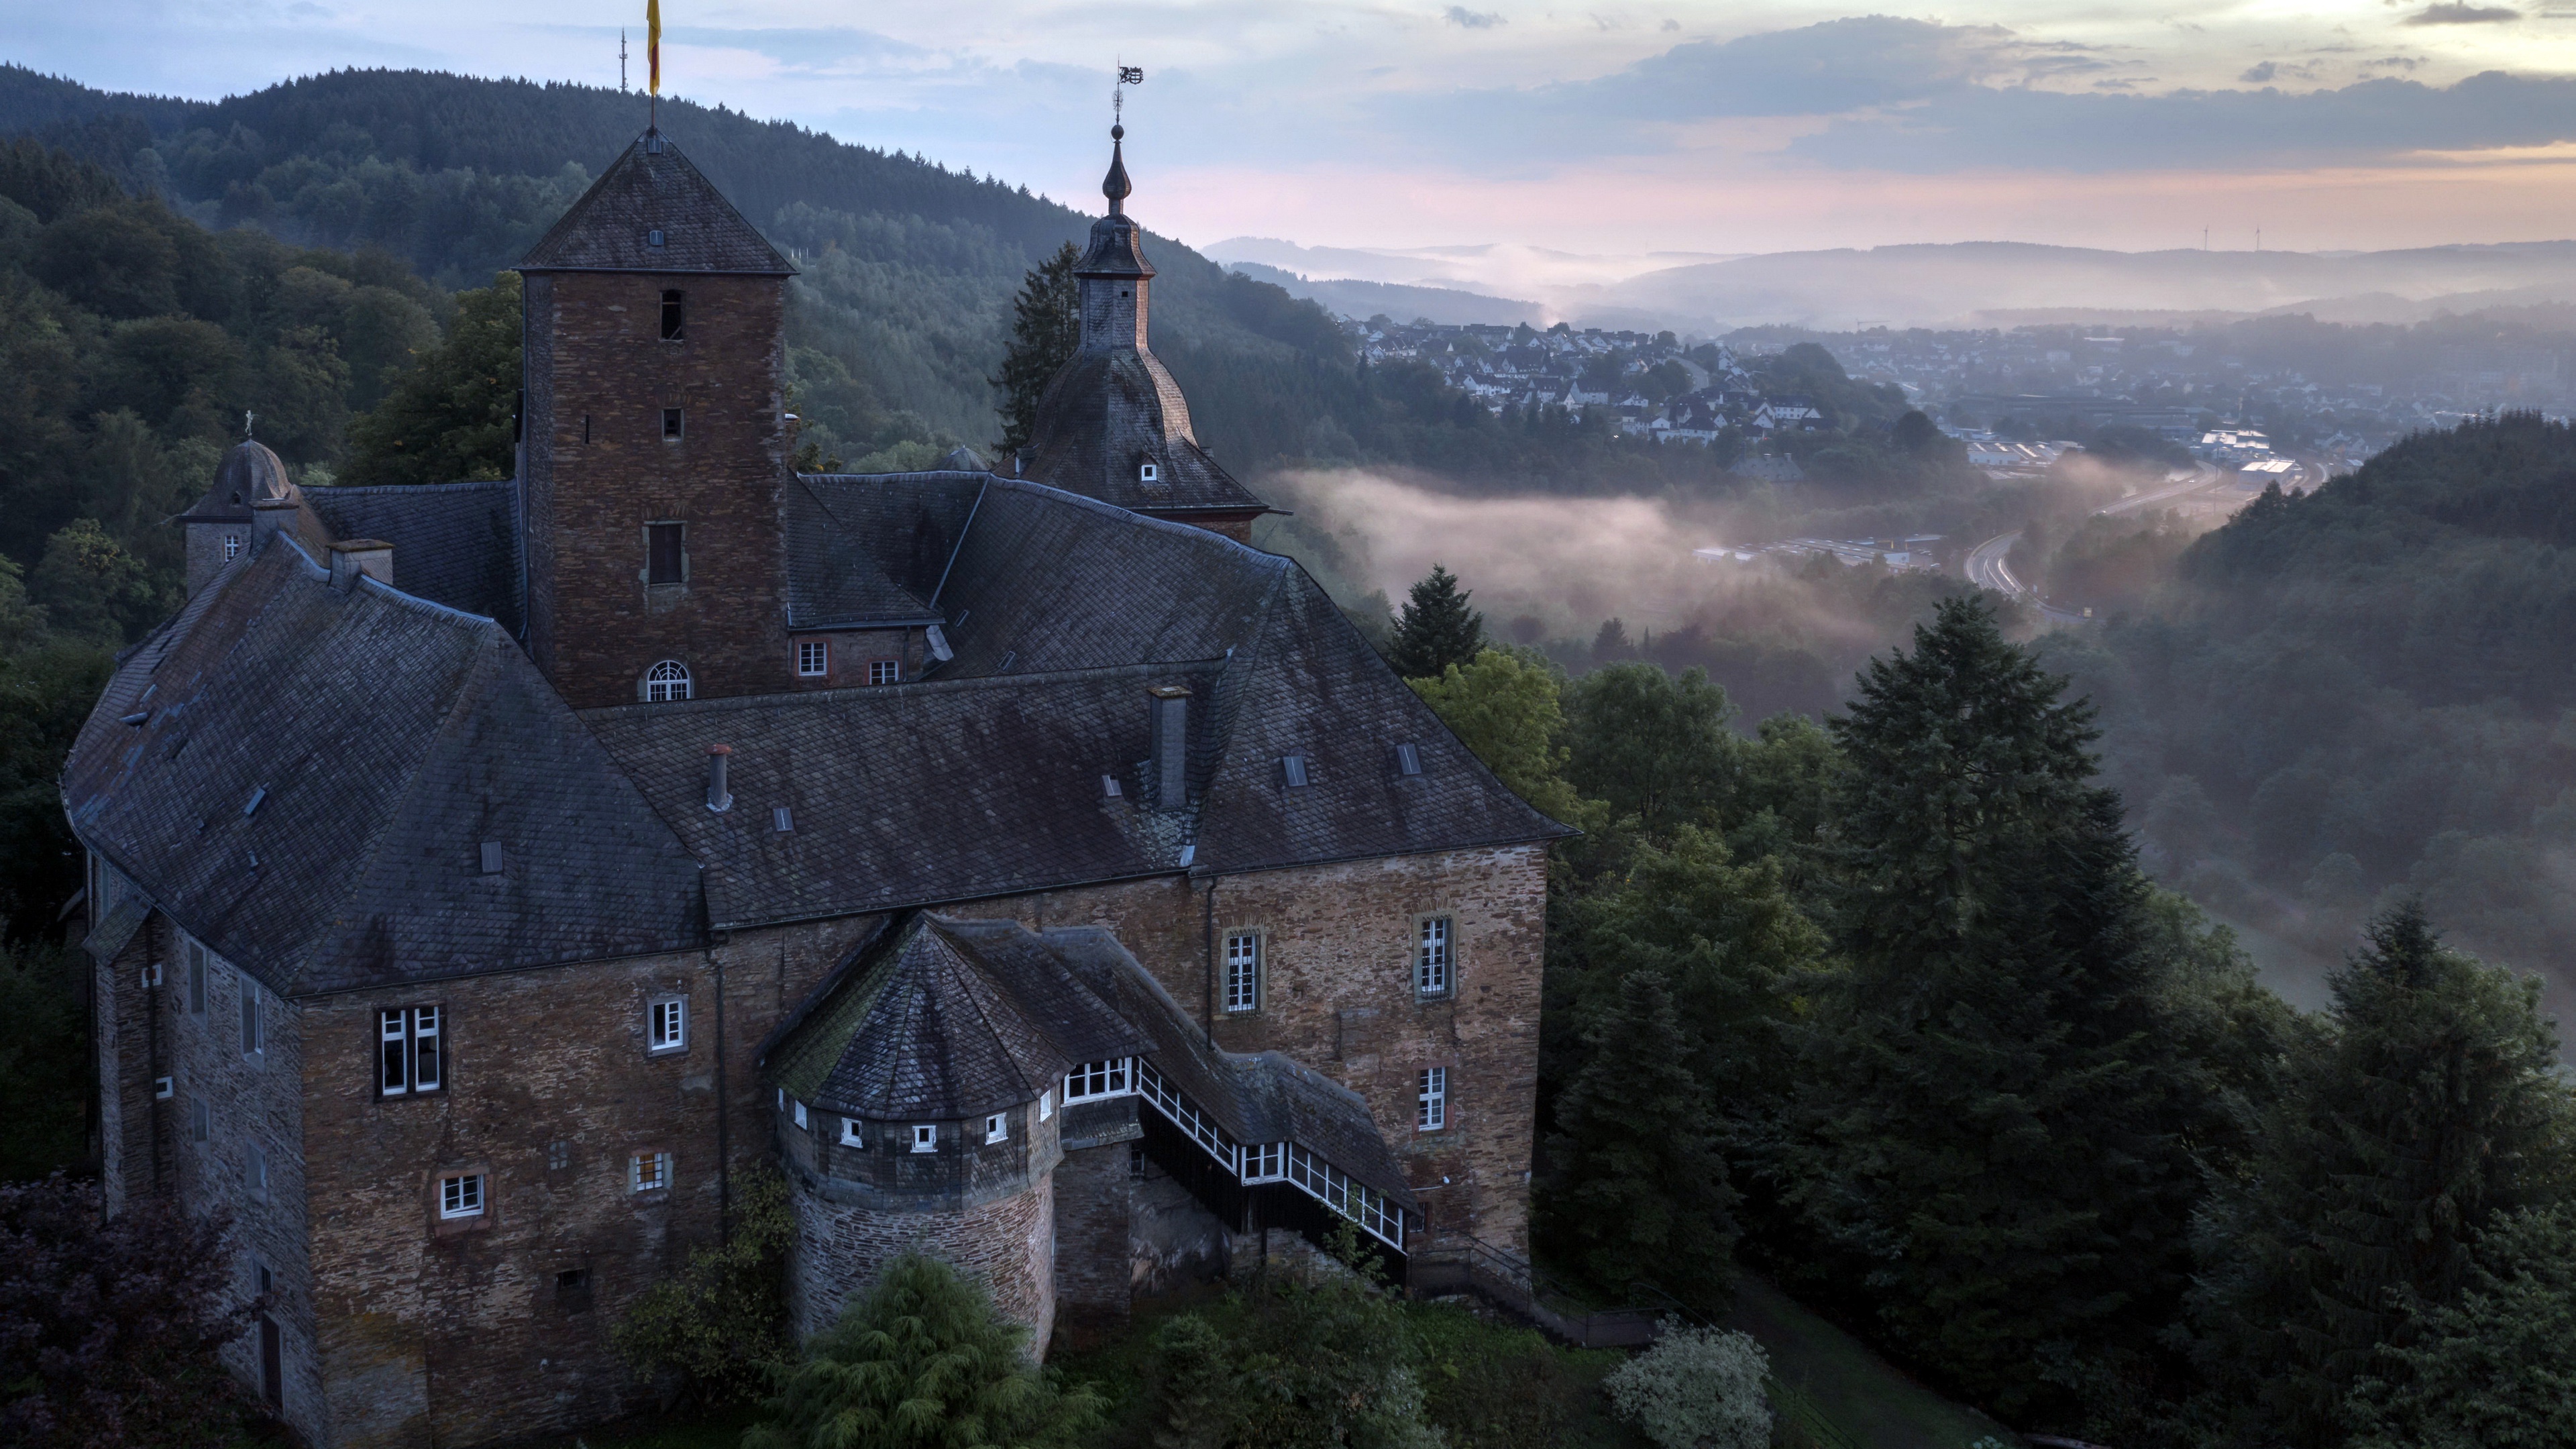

610,1165,795,1407
0,1173,254,1447
1601,1323,1770,1449
745,1252,1099,1449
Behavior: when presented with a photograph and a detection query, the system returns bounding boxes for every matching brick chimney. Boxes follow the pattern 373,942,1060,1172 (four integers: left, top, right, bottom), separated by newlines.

327,540,394,592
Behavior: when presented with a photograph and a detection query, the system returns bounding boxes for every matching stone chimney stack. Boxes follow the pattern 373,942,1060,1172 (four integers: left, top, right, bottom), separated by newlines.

251,497,299,555
328,541,394,592
1147,684,1190,809
706,744,734,813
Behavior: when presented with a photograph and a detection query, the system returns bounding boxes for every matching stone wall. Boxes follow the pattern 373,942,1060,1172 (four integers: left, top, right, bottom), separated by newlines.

953,843,1548,1252
522,270,794,708
294,916,867,1448
786,1166,1058,1350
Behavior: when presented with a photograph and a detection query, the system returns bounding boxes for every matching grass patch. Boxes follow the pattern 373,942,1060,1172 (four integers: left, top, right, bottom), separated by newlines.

1723,1275,2020,1449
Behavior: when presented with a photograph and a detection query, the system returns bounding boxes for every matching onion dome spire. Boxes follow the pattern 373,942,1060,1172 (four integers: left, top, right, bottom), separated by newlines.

1102,125,1132,216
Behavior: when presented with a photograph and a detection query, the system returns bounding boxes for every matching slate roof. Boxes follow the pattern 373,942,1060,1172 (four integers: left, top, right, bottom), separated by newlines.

767,915,1416,1208
180,439,290,522
782,476,941,629
1022,351,1269,515
62,539,703,999
303,479,525,633
519,130,794,276
586,476,1568,932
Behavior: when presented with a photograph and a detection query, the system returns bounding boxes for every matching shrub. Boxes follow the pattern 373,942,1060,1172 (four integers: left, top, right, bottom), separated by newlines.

745,1252,1100,1449
0,1173,253,1447
1601,1322,1771,1449
610,1164,795,1407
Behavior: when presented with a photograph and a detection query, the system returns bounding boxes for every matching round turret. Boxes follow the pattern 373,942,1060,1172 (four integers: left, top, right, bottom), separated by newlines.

211,438,294,510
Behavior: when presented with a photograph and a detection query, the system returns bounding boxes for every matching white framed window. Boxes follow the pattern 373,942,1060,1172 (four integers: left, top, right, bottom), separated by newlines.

154,1075,174,1099
380,1006,443,1095
985,1112,1008,1144
1244,1142,1286,1181
1415,916,1454,998
643,659,692,702
1140,462,1160,483
840,1117,865,1147
629,1151,671,1193
1418,1067,1448,1131
648,997,686,1054
792,1099,809,1130
796,640,828,678
1223,931,1262,1013
1038,1090,1053,1122
1064,1059,1131,1103
910,1124,937,1153
240,982,263,1057
223,533,244,560
439,1173,485,1219
868,658,900,686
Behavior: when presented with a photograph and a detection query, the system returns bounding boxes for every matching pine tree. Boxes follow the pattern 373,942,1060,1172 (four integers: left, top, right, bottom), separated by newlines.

745,1253,1101,1449
1790,594,2213,1416
2188,902,2574,1448
1537,969,1739,1308
1385,565,1487,680
989,241,1080,460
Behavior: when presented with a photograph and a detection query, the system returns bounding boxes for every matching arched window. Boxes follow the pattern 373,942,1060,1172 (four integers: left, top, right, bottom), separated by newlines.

643,660,692,702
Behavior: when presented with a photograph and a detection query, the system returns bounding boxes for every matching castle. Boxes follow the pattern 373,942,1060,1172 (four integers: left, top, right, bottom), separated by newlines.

68,124,1562,1448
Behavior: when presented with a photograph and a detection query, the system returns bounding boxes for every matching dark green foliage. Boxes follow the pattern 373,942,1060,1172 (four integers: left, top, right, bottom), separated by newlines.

0,945,88,1179
1790,595,2212,1417
0,1173,255,1446
1140,1243,1440,1449
2186,903,2574,1448
341,272,520,486
2345,1202,2576,1449
0,136,122,222
990,241,1079,458
0,635,111,945
746,1252,1101,1449
1536,969,1739,1308
1563,663,1736,844
611,1166,797,1408
1385,564,1486,680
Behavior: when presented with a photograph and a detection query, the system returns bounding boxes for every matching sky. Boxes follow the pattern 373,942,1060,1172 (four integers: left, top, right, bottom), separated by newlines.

11,0,2576,260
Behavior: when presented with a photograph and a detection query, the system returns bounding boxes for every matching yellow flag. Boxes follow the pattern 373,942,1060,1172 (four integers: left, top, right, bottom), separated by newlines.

647,0,661,96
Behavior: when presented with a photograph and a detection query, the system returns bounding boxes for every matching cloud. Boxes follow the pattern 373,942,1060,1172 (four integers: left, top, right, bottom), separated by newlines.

1442,6,1504,28
2404,3,2520,21
2241,61,2279,83
2365,54,2428,69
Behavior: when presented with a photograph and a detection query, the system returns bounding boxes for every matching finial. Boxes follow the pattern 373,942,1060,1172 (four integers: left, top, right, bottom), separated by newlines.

1102,127,1132,214
244,410,255,440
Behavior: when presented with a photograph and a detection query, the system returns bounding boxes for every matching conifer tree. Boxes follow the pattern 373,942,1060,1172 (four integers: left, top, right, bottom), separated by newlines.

1385,565,1487,680
2188,902,2574,1449
1537,969,1739,1308
989,241,1080,460
1790,594,2211,1415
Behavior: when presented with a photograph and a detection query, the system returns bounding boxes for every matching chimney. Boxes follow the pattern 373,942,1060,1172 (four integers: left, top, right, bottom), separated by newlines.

250,497,298,554
327,540,394,591
1147,684,1191,809
706,745,734,813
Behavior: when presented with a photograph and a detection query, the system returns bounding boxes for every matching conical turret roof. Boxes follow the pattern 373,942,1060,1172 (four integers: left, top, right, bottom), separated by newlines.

519,129,794,276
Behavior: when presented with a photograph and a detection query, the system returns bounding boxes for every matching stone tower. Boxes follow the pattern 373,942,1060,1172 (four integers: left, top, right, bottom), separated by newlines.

517,129,799,708
1022,129,1272,541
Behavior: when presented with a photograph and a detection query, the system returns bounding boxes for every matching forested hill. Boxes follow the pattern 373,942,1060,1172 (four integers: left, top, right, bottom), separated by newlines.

2051,411,2576,989
0,65,1758,496
0,64,1362,461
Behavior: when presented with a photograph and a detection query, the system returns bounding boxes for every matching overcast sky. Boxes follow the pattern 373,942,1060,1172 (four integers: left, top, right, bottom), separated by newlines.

11,0,2576,257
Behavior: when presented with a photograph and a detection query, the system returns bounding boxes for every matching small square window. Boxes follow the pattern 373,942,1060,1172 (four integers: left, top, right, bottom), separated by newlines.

630,1151,671,1193
1140,462,1160,483
647,227,666,247
792,1100,809,1130
649,997,686,1054
840,1117,866,1147
1416,917,1454,998
547,1140,572,1171
154,1075,174,1099
222,533,243,560
479,840,503,875
868,659,900,686
440,1173,484,1219
797,640,828,678
985,1112,1008,1144
1223,931,1261,1013
910,1124,937,1153
1418,1067,1448,1132
661,408,684,441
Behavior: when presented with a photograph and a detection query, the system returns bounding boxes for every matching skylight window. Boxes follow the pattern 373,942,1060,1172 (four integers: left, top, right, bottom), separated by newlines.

1394,743,1423,776
1280,755,1311,788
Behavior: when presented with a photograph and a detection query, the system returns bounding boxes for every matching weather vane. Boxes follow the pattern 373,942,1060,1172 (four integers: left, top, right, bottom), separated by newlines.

244,410,255,440
1114,64,1142,129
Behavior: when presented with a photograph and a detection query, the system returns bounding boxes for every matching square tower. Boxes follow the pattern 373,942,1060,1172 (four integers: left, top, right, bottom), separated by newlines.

517,129,798,708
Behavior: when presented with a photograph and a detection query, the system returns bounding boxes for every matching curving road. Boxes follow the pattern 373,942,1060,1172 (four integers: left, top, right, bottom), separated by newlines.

1966,462,2241,623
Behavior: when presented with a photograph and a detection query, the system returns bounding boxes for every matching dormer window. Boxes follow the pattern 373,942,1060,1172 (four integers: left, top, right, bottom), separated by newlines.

1138,462,1160,484
647,227,666,246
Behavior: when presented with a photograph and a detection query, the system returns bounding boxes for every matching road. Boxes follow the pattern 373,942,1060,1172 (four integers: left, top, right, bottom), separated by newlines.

1968,461,2290,623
